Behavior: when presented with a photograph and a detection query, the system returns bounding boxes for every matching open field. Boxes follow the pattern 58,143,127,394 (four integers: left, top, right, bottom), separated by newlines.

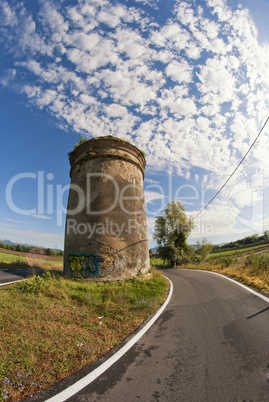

0,248,63,261
150,244,269,266
208,244,269,258
0,270,168,401
0,250,63,271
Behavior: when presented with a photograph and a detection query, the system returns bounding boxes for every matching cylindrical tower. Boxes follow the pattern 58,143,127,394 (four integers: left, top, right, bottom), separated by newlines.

64,136,150,280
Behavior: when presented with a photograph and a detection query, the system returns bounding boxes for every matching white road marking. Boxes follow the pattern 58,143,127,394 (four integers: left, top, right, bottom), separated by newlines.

45,277,173,402
0,279,24,287
192,269,269,303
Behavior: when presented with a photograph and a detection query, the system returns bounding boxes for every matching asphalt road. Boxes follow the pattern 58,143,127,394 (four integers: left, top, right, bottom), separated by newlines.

0,268,25,284
0,268,43,285
32,268,269,402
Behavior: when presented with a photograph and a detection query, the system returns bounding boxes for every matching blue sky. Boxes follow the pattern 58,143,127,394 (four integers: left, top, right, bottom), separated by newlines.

1,0,269,250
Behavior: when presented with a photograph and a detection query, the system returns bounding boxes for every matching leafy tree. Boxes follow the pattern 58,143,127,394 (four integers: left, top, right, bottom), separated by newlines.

46,248,54,256
153,201,194,265
194,238,213,262
264,230,269,238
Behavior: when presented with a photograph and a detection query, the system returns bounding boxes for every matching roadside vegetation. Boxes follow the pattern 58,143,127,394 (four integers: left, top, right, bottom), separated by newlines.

0,250,63,271
212,231,269,252
0,270,168,401
151,203,269,296
151,251,269,295
180,252,269,295
208,243,269,258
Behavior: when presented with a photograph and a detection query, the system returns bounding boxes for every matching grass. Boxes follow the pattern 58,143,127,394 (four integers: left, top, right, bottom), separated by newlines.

0,251,63,271
176,252,269,295
150,257,170,268
0,269,168,401
208,244,269,258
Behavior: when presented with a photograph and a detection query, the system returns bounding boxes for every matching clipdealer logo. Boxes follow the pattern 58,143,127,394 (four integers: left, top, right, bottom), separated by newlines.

66,218,147,239
5,171,144,226
7,169,258,237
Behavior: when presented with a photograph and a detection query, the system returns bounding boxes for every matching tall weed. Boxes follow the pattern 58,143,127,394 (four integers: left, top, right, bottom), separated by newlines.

245,252,269,274
219,256,238,267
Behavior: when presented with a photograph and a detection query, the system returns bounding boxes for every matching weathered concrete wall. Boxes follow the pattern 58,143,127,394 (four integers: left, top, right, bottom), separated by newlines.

64,136,150,280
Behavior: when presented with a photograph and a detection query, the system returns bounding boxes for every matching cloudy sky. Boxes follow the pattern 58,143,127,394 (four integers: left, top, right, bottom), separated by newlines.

1,0,269,249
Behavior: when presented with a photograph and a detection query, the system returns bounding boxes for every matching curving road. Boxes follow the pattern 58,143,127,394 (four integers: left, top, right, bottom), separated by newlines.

0,268,26,285
0,268,43,286
40,269,269,401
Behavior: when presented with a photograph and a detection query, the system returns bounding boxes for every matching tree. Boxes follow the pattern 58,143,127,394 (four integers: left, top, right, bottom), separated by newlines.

264,230,269,238
46,248,54,256
153,201,194,265
194,238,213,262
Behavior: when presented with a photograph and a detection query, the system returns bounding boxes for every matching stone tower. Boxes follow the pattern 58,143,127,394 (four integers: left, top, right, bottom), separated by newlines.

64,136,150,280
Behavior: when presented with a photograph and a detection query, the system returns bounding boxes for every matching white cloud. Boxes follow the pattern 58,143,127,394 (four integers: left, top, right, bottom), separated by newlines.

1,2,17,27
32,214,52,220
165,59,193,83
0,68,16,87
197,56,236,103
145,189,166,202
68,32,100,52
6,218,33,224
1,0,269,195
0,226,63,247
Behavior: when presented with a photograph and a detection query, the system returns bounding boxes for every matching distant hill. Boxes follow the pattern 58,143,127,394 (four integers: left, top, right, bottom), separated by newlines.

0,239,63,254
0,239,34,248
212,233,269,252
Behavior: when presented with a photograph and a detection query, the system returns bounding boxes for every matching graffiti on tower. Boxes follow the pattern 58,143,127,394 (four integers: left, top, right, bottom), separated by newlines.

68,253,104,275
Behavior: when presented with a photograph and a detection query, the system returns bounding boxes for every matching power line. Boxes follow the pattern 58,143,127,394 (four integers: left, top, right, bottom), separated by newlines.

193,115,269,220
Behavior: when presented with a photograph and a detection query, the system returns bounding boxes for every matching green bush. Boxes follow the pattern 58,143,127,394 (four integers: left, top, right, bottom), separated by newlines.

219,256,238,267
16,272,52,294
245,252,269,274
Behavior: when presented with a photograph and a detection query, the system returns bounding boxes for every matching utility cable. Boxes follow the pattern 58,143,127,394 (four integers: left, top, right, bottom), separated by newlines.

193,115,269,220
